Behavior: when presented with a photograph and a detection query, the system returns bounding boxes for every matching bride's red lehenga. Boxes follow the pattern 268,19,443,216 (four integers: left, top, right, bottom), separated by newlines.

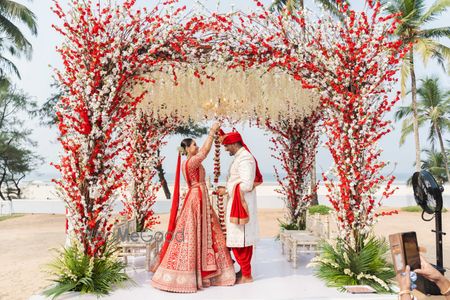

150,144,236,293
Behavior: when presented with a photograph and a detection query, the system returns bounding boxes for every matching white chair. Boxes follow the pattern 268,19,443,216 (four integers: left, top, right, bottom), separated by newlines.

115,219,161,271
286,213,332,268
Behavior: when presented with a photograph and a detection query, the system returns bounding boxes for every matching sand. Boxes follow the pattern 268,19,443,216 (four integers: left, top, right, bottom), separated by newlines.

0,210,449,300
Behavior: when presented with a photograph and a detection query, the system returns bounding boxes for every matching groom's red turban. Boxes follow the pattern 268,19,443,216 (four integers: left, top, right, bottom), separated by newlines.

221,131,243,145
219,129,263,185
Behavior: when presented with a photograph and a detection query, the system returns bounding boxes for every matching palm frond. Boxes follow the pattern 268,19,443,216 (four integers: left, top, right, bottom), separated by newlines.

394,105,413,121
419,0,450,24
44,242,130,298
0,14,32,57
420,26,450,39
400,56,411,97
399,117,414,145
0,55,20,78
313,237,395,293
0,0,37,34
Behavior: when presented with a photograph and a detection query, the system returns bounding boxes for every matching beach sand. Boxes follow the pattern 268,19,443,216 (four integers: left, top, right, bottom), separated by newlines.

0,210,449,300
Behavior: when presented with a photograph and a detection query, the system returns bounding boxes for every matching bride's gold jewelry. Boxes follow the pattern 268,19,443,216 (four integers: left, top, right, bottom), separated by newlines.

441,284,450,296
177,146,187,156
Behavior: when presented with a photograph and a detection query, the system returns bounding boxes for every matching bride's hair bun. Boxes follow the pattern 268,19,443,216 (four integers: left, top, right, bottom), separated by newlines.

178,146,187,156
179,138,193,156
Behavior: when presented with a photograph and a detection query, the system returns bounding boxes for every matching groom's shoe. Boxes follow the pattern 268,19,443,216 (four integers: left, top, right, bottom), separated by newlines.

235,270,242,278
236,275,253,284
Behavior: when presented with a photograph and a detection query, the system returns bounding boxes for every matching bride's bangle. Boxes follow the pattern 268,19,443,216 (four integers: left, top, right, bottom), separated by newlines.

441,285,450,296
398,290,416,300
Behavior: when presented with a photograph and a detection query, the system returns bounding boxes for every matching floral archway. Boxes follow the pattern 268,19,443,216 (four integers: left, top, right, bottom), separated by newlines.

49,0,407,295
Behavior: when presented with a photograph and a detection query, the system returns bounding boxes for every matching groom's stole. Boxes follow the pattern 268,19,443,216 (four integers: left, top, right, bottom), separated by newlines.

230,183,249,225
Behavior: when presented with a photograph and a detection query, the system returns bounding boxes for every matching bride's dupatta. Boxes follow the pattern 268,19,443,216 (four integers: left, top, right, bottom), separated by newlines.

149,153,182,272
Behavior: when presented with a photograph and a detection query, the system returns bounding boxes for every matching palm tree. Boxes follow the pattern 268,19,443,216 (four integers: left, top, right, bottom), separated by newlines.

422,148,448,184
395,76,450,182
0,0,38,79
385,0,450,171
406,148,449,185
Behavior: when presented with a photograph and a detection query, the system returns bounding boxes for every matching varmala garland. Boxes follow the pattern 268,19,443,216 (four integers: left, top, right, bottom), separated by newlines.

212,133,226,233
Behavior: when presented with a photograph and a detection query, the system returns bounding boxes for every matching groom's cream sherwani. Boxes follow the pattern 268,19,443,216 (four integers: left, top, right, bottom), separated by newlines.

225,147,259,248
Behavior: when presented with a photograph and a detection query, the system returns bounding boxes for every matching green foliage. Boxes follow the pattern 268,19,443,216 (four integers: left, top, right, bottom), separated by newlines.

269,0,348,19
384,0,450,95
310,236,396,293
401,205,424,212
0,0,38,80
308,205,332,215
44,241,130,299
0,82,41,200
173,119,208,137
0,213,23,222
278,218,303,230
401,205,447,213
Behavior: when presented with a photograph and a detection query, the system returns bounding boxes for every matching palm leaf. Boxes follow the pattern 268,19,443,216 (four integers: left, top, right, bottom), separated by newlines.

419,0,450,24
0,14,32,57
0,0,37,34
399,55,411,97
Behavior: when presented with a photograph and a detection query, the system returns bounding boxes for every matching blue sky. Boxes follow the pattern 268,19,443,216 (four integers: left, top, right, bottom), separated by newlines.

12,0,450,183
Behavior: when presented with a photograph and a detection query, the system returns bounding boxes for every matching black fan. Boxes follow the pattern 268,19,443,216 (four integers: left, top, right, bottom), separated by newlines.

411,170,446,295
412,170,444,214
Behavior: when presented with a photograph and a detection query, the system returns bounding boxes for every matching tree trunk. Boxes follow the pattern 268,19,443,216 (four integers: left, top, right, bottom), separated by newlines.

9,173,24,199
310,156,318,205
435,124,450,183
156,149,171,199
0,168,6,200
409,50,421,171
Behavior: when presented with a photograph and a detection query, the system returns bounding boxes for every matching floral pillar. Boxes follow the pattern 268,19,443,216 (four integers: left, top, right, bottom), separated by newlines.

52,0,201,257
263,113,320,229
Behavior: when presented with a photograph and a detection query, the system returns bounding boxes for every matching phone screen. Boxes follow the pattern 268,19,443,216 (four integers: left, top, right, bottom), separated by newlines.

403,232,421,271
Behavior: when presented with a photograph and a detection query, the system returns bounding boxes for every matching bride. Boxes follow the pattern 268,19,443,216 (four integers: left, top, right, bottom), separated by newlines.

150,122,236,293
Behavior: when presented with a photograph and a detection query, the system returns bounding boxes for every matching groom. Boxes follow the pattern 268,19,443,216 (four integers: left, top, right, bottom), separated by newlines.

217,129,263,284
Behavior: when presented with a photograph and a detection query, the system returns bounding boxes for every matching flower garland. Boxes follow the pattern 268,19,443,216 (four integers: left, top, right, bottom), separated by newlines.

212,132,226,233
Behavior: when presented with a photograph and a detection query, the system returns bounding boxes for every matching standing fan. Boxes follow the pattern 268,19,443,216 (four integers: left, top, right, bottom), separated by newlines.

411,170,446,295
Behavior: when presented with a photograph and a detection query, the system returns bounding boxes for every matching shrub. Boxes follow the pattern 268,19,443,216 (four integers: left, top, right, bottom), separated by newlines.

308,205,332,215
44,240,130,298
308,236,395,293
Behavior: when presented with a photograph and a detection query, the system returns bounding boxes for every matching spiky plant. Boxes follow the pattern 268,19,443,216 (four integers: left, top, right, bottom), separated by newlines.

44,240,130,298
309,236,396,293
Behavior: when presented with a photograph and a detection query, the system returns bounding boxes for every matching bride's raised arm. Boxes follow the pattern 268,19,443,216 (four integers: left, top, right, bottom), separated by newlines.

188,122,221,168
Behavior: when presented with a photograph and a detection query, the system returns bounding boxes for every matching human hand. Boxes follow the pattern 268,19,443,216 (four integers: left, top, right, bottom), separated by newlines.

414,255,449,293
211,122,221,133
216,186,227,196
396,265,412,292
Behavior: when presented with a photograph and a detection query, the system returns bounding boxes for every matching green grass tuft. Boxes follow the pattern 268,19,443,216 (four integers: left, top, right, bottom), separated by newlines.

0,213,24,222
401,205,448,213
308,205,332,215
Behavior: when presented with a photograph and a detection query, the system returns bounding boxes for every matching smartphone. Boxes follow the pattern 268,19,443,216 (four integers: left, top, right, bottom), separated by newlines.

389,231,421,273
402,232,421,271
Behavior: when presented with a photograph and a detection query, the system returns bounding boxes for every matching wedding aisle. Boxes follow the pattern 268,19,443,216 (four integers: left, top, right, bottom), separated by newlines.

30,238,397,300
